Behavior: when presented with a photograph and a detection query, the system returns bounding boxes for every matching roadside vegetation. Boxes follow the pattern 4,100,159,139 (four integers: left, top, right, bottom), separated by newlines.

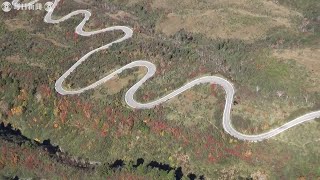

0,0,320,178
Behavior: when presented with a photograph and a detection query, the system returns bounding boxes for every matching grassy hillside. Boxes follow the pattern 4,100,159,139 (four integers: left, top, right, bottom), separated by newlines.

0,0,320,178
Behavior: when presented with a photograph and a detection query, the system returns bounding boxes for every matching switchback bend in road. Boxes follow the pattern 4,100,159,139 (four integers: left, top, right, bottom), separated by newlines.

12,0,320,142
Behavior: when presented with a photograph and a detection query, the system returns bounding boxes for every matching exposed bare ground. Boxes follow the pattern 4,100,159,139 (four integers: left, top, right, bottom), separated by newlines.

273,48,320,91
94,67,147,96
4,18,33,31
105,11,138,21
5,55,23,64
73,0,92,5
5,19,69,48
138,0,303,40
32,34,70,48
273,48,320,75
5,55,46,69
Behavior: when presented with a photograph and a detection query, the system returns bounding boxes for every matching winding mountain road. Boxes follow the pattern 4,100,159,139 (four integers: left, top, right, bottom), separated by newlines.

12,0,320,142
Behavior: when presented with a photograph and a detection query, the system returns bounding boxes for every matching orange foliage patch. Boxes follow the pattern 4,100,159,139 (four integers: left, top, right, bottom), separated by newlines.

10,106,23,116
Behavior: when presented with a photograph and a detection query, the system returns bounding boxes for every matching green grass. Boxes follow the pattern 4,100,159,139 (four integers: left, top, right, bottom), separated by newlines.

1,0,320,178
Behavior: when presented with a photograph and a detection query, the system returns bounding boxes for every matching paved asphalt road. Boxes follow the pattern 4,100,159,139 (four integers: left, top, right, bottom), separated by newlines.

12,0,320,142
